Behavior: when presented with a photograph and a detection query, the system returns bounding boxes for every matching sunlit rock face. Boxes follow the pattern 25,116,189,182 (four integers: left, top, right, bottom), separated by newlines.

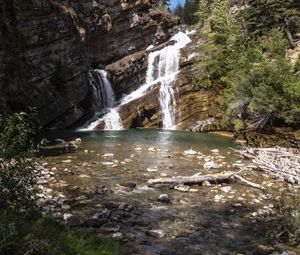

0,0,179,128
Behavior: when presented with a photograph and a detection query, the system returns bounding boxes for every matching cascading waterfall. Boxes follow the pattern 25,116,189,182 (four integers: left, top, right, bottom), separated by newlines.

121,31,192,129
83,30,193,131
85,70,123,131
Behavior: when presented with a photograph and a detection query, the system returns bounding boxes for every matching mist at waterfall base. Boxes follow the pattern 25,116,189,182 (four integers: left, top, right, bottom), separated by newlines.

81,31,193,131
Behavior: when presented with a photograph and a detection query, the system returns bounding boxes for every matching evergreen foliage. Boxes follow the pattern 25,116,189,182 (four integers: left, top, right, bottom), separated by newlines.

194,0,300,130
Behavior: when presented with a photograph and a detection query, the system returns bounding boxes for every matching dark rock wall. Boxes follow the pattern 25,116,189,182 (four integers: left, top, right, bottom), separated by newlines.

0,0,179,128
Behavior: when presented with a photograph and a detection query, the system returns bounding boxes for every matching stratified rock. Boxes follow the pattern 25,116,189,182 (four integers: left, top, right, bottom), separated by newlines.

0,0,179,128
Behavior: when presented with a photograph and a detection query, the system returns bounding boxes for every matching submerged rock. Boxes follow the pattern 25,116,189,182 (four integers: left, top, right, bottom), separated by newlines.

203,161,220,170
183,149,197,156
158,194,170,203
146,229,165,238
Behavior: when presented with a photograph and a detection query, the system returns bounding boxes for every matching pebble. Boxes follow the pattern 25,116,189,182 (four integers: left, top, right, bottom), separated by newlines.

146,229,165,238
63,213,73,221
103,153,114,158
202,181,211,186
183,149,197,156
74,138,82,144
158,194,170,203
147,166,158,172
220,186,231,193
174,185,190,192
61,204,71,210
62,159,72,163
112,232,123,240
203,161,220,170
232,203,242,208
102,161,114,166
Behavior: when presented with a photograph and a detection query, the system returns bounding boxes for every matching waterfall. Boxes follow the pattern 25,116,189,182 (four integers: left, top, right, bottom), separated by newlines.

120,31,192,129
82,30,193,131
84,69,123,131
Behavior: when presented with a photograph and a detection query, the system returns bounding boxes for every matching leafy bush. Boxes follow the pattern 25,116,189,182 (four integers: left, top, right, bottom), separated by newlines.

0,112,37,212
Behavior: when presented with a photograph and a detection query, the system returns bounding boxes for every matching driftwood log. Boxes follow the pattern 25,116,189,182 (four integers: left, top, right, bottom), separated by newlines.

147,171,236,186
234,147,300,184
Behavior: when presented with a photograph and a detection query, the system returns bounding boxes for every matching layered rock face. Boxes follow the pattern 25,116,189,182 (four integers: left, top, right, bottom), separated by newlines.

0,0,179,128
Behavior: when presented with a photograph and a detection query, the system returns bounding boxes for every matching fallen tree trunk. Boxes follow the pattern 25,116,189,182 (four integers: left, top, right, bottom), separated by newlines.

147,171,236,186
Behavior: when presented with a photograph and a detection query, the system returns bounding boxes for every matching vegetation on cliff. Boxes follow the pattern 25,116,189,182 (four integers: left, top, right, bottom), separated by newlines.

0,113,118,255
181,0,300,132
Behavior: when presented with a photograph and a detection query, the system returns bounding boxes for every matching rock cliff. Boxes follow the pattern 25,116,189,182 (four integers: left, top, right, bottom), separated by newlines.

0,0,179,128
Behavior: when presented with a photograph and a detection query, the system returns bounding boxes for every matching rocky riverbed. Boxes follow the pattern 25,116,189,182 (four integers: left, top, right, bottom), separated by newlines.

35,129,300,255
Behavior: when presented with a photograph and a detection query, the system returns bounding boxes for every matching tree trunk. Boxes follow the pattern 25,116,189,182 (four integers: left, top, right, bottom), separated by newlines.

147,171,236,186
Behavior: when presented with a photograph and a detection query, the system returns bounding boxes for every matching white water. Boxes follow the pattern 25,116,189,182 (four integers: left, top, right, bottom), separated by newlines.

84,70,123,131
120,31,192,129
84,31,192,131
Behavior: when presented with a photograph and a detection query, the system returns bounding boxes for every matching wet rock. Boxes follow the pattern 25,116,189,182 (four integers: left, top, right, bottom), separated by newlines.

232,203,243,208
105,201,120,209
112,232,123,240
202,181,211,186
99,208,112,218
75,195,87,201
103,153,114,158
119,182,136,192
65,143,78,152
183,149,197,156
220,186,231,193
95,185,108,194
146,229,165,238
54,139,65,144
66,185,80,192
203,161,220,170
158,194,170,203
62,159,72,163
101,223,121,233
147,166,158,172
63,213,73,221
61,204,71,210
174,184,190,192
118,202,129,210
74,138,82,144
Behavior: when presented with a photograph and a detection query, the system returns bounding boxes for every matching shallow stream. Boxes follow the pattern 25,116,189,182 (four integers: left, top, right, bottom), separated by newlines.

39,129,300,255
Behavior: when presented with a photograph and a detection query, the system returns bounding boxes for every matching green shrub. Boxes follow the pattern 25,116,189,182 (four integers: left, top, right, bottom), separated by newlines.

0,112,37,212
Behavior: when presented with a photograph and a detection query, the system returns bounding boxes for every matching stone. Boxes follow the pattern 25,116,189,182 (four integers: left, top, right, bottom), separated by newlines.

118,202,129,210
158,194,170,203
174,185,190,192
103,153,114,158
183,149,198,156
203,161,220,170
61,204,71,210
202,181,211,186
146,229,165,238
101,223,121,233
63,213,73,221
147,166,158,172
232,203,243,208
112,232,123,240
